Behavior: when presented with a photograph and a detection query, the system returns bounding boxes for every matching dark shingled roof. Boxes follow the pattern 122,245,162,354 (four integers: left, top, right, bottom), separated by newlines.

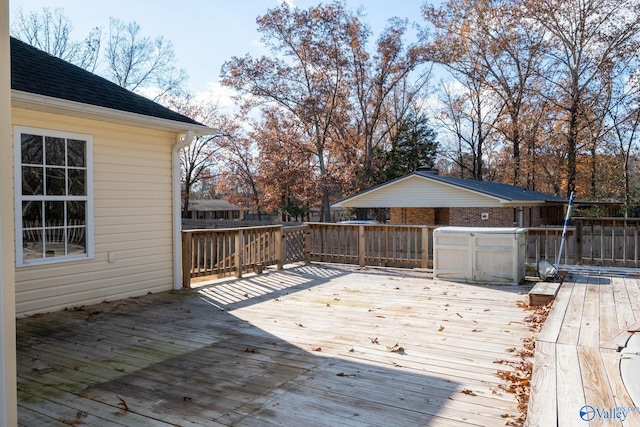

10,37,201,126
414,170,566,202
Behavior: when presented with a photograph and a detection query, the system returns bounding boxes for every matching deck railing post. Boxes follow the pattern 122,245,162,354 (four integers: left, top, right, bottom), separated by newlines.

421,227,430,269
181,231,192,289
358,225,366,267
235,229,243,278
575,219,583,265
275,226,283,270
304,224,311,264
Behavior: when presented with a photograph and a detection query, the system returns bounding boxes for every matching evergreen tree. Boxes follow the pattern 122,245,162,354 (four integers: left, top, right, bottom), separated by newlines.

384,112,438,181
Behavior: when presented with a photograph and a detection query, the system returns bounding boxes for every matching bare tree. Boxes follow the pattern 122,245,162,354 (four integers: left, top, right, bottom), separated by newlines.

11,8,187,103
526,0,640,195
168,96,228,216
11,7,101,72
222,2,355,222
105,18,187,103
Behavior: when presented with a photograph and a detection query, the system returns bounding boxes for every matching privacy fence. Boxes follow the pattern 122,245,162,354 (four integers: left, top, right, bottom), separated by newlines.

181,218,640,287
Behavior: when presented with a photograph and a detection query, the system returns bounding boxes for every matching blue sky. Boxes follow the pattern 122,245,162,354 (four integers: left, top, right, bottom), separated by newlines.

10,0,427,101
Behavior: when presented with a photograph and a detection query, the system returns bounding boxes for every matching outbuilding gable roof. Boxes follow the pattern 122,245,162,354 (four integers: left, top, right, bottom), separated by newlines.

332,170,566,208
414,171,565,203
10,37,202,127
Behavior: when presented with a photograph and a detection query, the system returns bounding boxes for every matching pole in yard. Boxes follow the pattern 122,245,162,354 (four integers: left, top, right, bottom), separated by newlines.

556,191,575,265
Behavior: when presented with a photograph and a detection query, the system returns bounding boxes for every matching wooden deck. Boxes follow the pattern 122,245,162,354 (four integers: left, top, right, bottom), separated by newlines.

527,269,640,427
17,264,535,426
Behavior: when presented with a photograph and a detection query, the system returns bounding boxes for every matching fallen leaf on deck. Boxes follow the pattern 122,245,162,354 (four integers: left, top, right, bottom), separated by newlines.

456,313,463,318
471,328,480,332
438,325,445,332
336,372,356,377
461,389,477,396
295,322,304,327
370,337,379,344
376,315,386,318
312,347,322,352
244,347,258,353
386,342,405,353
116,395,129,411
183,396,192,401
58,418,84,426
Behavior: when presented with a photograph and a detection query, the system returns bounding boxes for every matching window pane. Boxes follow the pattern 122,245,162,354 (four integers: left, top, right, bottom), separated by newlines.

22,230,43,260
44,228,65,257
22,201,42,225
22,166,44,195
45,136,66,166
21,134,43,165
44,201,64,226
67,227,86,255
46,168,66,196
68,169,86,196
67,139,86,167
67,201,85,224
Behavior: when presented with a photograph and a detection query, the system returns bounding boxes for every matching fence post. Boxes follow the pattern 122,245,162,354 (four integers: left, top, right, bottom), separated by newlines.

235,229,243,278
358,225,366,267
275,226,283,270
181,231,192,289
575,219,583,265
421,227,430,269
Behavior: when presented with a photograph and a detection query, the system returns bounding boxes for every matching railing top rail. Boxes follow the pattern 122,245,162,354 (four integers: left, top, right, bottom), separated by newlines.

182,224,283,234
527,227,575,231
304,222,436,229
574,217,640,222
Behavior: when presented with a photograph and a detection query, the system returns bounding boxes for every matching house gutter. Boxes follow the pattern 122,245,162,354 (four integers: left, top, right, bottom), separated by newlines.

173,131,194,290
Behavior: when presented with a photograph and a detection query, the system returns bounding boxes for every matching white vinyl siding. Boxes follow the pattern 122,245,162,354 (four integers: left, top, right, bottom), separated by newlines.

13,109,176,316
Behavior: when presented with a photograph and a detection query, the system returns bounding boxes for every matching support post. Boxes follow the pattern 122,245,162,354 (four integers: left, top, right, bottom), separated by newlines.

421,227,430,269
275,226,283,270
304,225,311,264
575,220,583,265
358,225,366,267
181,231,192,289
235,229,243,278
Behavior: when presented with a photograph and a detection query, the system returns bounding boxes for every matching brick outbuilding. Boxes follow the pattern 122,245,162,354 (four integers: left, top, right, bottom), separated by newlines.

332,168,567,227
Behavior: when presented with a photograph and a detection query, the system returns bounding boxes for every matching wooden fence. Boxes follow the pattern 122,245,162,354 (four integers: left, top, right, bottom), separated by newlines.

181,218,640,287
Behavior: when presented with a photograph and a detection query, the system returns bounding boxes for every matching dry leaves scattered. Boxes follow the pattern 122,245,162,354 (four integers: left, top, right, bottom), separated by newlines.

496,300,553,426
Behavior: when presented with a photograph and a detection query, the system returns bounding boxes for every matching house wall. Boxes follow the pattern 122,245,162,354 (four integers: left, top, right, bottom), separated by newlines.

390,206,558,227
1,1,18,423
390,208,449,225
12,108,176,316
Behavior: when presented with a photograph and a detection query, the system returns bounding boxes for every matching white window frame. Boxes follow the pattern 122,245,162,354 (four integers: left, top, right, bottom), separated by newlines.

14,126,94,267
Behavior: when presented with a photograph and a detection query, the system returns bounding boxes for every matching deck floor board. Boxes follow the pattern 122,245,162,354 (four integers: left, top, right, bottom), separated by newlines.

527,271,639,427
17,264,533,427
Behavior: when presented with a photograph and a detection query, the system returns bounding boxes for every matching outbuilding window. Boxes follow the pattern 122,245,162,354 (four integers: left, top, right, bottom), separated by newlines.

14,126,94,266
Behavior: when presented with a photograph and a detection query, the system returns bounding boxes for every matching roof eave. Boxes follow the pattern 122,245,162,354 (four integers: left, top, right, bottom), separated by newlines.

11,90,216,135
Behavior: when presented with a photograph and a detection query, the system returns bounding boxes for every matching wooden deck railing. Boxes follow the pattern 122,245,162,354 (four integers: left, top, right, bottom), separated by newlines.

181,225,283,288
574,217,640,267
181,218,640,288
305,223,436,269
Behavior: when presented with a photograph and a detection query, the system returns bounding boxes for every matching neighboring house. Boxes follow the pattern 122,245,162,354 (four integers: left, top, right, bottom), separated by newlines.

331,168,567,227
10,37,213,316
185,199,245,220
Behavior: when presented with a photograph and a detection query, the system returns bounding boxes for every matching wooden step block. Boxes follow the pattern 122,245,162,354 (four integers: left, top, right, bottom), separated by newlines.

529,281,562,306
